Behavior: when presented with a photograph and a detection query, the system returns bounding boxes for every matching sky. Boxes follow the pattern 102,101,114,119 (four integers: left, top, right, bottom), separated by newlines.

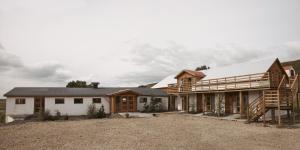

0,0,300,98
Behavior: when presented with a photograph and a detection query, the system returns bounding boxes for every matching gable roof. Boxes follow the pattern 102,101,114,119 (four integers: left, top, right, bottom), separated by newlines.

282,59,300,73
152,74,177,89
175,70,205,79
201,58,278,80
4,87,168,97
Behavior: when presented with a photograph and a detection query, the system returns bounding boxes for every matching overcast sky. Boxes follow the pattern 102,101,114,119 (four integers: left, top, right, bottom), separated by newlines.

1,0,300,98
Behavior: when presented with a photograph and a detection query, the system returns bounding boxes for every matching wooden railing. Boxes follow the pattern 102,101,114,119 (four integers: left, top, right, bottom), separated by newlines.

193,72,270,92
247,95,263,121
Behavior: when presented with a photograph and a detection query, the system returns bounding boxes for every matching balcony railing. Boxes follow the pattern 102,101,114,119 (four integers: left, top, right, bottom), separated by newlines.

168,72,271,93
193,72,270,92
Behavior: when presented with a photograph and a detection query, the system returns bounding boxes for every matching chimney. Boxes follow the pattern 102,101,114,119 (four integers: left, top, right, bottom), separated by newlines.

91,82,99,88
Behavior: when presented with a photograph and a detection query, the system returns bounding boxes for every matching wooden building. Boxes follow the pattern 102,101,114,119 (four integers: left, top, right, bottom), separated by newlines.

158,58,299,126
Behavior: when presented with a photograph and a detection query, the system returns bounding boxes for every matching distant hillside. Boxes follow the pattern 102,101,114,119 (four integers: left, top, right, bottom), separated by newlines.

282,59,300,73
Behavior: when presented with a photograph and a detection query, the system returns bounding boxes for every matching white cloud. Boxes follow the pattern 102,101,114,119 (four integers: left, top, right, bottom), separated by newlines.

117,41,300,85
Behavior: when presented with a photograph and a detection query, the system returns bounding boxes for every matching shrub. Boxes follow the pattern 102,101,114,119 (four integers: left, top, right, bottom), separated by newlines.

0,112,5,123
38,109,53,121
54,110,61,120
87,104,97,119
96,105,106,118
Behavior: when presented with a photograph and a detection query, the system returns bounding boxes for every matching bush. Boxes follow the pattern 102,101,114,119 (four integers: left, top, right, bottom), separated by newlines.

87,104,106,119
96,105,106,118
0,112,5,123
38,109,53,121
54,110,61,120
87,104,97,119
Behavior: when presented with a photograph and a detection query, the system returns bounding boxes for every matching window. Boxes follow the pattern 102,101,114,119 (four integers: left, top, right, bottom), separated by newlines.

74,98,83,104
291,70,295,77
139,97,147,103
93,98,101,103
153,98,162,103
55,98,64,104
15,98,25,104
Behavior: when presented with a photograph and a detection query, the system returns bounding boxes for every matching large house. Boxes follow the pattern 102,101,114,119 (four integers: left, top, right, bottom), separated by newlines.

153,58,300,125
3,58,300,126
4,86,168,122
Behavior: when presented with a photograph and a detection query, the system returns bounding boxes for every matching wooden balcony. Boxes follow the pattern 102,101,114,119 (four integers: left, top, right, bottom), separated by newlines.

168,72,271,93
193,72,270,92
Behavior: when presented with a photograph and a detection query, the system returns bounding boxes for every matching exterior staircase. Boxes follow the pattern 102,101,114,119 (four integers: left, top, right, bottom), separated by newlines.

247,74,299,125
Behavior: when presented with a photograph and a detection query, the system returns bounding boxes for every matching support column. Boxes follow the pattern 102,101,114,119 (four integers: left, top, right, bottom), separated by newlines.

278,91,281,127
239,91,243,119
111,96,115,113
202,93,205,114
263,91,266,126
271,109,276,123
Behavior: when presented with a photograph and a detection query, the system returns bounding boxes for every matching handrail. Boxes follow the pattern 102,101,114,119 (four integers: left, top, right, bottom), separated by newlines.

277,75,286,90
291,74,299,90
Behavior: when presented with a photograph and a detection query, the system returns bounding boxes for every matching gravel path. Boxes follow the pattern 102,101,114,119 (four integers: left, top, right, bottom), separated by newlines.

0,113,300,150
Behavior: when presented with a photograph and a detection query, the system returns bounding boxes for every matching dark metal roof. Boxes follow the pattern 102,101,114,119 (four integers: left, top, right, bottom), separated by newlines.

4,87,168,97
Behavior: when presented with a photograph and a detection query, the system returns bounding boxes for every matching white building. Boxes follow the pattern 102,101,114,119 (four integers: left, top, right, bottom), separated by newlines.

4,87,169,122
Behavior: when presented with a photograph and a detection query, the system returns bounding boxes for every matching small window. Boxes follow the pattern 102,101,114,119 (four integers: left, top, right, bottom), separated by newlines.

55,98,64,104
74,98,83,104
139,97,147,103
93,98,101,103
154,98,162,103
15,98,26,104
291,70,295,77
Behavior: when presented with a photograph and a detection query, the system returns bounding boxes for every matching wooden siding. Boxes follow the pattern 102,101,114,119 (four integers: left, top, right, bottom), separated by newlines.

111,91,138,113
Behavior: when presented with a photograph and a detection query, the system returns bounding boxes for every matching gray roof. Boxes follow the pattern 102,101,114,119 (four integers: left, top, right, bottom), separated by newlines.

4,87,168,97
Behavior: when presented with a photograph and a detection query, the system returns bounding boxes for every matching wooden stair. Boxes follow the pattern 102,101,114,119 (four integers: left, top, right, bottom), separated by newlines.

247,74,299,125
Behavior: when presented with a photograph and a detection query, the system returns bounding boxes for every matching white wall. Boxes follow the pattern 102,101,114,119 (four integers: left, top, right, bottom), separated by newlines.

137,96,169,112
45,97,110,116
188,94,197,112
175,96,182,111
137,96,151,111
6,97,34,116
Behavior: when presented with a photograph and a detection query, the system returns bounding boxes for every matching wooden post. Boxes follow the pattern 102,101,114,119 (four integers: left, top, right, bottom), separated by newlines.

271,109,275,123
202,93,205,114
187,94,189,113
111,96,115,113
277,90,281,127
263,91,266,126
239,91,243,119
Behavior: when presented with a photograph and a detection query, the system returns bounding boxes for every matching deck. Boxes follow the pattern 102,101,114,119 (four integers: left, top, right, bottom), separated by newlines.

168,72,271,93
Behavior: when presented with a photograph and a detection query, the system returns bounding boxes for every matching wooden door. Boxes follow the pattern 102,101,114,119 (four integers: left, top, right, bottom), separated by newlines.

128,96,134,112
34,97,45,114
182,96,188,111
119,95,136,112
197,94,203,112
168,96,176,111
225,93,234,114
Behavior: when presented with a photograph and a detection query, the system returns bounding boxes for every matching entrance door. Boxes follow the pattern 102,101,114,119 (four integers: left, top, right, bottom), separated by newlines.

225,93,238,114
169,96,176,111
197,94,203,112
120,95,135,112
182,96,188,111
34,97,45,114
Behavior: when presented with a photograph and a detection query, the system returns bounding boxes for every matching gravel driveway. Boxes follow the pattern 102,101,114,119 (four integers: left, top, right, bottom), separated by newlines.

0,113,300,150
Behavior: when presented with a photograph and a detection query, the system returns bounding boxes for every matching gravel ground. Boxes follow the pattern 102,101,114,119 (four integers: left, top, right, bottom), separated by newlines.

0,113,300,150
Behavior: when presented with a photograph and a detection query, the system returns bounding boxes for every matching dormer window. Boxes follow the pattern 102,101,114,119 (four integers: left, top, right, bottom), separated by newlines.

290,69,295,77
